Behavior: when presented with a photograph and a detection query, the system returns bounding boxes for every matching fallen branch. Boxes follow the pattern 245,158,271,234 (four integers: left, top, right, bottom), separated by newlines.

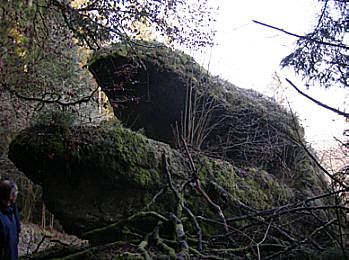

264,219,337,260
137,226,153,260
81,211,168,238
145,186,167,209
162,153,203,251
181,137,229,233
257,220,273,260
152,221,177,258
33,235,51,254
171,213,189,259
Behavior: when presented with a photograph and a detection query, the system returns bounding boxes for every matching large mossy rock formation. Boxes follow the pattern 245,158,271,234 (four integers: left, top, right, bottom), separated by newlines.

9,42,338,258
9,120,297,245
9,120,338,259
88,41,310,178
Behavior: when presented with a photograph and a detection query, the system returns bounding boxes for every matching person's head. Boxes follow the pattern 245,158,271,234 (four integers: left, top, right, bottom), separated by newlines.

0,180,18,206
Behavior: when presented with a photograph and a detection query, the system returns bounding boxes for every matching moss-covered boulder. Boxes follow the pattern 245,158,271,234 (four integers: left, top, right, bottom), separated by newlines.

88,41,313,179
9,120,303,245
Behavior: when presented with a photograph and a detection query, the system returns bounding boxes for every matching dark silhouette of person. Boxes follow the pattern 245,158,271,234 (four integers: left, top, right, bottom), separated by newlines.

0,180,21,260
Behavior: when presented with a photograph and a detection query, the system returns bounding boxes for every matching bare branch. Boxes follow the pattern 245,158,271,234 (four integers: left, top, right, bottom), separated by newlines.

253,20,349,50
285,78,349,118
2,82,99,108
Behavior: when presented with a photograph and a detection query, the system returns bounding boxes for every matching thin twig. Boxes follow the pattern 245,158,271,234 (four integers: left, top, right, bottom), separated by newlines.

145,186,167,209
334,191,347,258
264,219,337,260
257,219,273,260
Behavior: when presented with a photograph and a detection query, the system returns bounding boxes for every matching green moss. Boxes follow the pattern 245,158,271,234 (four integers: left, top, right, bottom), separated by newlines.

9,119,166,190
130,167,155,187
88,40,210,90
248,168,258,174
44,139,65,156
119,252,144,260
195,156,294,213
59,122,162,189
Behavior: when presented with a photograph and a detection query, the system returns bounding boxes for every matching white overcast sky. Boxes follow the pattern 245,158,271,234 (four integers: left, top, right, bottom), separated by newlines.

193,0,348,150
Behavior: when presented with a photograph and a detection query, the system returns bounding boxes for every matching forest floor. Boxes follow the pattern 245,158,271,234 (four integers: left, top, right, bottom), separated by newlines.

19,222,88,257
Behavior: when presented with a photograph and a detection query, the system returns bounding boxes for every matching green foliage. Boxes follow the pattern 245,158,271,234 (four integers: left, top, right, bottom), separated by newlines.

98,117,123,129
281,0,347,88
1,0,95,99
60,0,216,50
0,0,102,155
31,109,77,128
